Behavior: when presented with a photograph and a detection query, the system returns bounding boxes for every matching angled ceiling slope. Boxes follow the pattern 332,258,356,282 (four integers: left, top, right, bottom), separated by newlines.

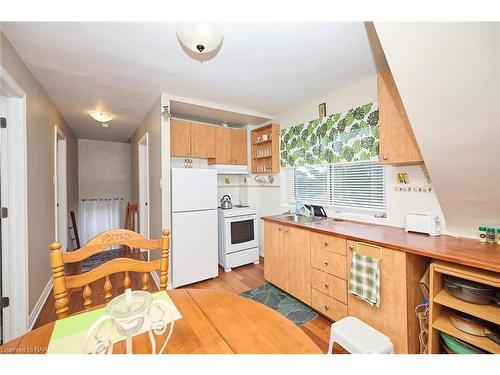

375,22,500,237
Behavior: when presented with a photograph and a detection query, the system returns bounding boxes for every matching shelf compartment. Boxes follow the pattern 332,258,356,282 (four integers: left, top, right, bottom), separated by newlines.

433,309,500,353
250,123,280,173
433,289,500,325
253,139,272,145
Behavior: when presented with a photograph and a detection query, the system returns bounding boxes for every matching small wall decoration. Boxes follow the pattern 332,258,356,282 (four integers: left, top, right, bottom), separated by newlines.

224,177,230,184
319,103,326,119
397,172,409,184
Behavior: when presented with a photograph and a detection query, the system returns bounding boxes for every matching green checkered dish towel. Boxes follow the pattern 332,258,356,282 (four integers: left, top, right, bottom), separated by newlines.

348,251,381,307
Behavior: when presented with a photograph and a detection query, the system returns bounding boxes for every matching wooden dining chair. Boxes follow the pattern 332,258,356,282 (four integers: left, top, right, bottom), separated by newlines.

49,228,170,319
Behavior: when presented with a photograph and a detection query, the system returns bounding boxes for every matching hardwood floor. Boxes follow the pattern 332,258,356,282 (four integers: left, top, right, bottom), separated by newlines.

34,254,333,353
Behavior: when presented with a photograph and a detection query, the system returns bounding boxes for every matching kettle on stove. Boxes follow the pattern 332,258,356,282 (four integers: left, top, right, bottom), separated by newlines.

220,195,233,209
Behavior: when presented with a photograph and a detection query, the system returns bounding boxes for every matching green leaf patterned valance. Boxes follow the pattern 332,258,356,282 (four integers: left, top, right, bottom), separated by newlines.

280,102,379,167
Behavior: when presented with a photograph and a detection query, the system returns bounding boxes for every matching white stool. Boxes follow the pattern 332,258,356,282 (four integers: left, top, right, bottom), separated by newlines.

327,316,394,354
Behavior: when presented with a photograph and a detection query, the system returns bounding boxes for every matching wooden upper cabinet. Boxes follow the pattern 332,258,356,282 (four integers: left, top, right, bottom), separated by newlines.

213,127,232,164
378,69,423,164
170,119,191,157
190,123,216,159
231,129,247,165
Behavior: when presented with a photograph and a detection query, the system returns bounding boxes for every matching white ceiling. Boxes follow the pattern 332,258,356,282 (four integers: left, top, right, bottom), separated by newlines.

2,22,378,142
170,100,271,128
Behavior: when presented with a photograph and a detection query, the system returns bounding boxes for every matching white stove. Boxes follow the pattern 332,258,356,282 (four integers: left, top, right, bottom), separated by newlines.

217,204,259,272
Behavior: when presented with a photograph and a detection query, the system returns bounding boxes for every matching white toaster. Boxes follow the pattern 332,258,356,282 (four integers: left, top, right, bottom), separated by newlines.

405,213,441,236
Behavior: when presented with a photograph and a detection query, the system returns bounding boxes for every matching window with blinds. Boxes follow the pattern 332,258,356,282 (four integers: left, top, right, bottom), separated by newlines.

284,161,386,216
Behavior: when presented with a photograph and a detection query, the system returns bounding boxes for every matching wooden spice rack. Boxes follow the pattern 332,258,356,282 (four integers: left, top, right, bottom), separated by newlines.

250,123,280,173
429,261,500,354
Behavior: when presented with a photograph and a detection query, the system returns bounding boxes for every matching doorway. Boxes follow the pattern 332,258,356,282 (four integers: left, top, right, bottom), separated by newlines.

138,133,150,246
54,127,68,251
0,67,29,343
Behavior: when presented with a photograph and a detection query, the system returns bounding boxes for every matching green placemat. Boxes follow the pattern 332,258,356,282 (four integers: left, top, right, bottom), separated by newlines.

47,291,182,354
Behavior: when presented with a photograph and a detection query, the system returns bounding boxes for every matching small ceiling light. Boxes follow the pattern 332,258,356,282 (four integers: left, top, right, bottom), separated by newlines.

90,111,113,124
176,23,223,60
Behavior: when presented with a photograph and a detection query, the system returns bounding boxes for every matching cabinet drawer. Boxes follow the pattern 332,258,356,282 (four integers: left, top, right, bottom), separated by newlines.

311,232,346,256
311,268,347,304
311,247,347,280
311,289,347,322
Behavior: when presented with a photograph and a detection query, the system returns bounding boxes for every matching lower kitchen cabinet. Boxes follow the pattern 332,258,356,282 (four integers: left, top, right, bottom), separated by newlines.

263,218,430,354
263,221,311,304
311,247,347,280
346,240,429,354
311,288,347,322
311,268,347,304
283,225,311,304
263,221,286,290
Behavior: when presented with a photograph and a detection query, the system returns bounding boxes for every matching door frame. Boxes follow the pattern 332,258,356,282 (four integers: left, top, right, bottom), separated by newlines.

53,126,68,252
138,132,150,245
0,66,29,342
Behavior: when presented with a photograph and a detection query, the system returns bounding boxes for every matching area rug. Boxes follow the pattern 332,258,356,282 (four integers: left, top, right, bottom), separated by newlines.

240,283,318,326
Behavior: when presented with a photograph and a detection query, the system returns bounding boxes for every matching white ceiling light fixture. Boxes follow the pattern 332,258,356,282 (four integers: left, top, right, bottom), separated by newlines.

90,111,113,128
176,23,223,61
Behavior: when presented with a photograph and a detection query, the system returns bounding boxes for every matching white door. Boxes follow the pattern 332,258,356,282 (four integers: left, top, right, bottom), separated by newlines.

0,96,7,344
172,209,218,287
0,70,29,342
54,127,68,251
138,133,149,238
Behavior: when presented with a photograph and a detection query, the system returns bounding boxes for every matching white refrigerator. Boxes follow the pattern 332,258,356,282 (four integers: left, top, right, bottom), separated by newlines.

171,168,218,287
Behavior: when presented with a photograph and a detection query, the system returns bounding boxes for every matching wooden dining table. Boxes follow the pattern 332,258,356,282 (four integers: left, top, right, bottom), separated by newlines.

0,289,322,354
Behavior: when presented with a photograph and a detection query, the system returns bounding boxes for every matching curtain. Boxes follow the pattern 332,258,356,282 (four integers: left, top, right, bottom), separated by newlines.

78,198,124,245
280,102,379,167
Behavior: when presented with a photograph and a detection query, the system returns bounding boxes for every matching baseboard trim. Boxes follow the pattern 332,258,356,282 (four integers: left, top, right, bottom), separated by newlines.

28,278,53,331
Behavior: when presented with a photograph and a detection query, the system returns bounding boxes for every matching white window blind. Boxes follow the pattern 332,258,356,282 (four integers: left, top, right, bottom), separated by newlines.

292,165,330,205
285,161,386,216
331,162,385,212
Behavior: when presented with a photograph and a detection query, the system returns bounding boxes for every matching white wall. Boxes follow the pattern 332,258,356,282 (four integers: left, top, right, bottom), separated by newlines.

375,22,500,238
275,75,378,130
78,139,132,201
1,32,79,313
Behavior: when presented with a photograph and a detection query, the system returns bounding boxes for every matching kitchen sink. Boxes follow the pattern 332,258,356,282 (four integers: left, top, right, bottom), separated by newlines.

278,214,328,224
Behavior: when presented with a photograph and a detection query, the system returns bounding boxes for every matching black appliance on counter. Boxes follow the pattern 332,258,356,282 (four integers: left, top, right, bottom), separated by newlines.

304,204,328,218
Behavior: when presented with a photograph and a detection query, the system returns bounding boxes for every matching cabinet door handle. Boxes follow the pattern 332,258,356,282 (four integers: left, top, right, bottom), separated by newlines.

349,245,355,251
324,241,329,246
324,283,329,289
284,228,289,233
324,305,330,311
382,155,388,160
278,227,282,232
324,260,329,266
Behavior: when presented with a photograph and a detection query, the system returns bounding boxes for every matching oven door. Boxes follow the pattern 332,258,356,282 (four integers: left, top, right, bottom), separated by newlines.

223,214,258,254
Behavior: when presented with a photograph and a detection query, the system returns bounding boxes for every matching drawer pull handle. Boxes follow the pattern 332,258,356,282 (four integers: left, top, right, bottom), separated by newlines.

278,228,282,232
324,241,329,246
324,305,330,310
284,228,289,233
324,283,329,288
349,245,355,250
324,260,329,266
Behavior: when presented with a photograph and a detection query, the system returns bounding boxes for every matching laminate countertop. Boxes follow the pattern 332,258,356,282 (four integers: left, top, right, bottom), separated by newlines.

262,215,500,273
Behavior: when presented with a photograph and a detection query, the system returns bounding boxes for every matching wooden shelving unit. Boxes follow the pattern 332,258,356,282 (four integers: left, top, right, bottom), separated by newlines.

250,123,280,173
429,261,500,354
